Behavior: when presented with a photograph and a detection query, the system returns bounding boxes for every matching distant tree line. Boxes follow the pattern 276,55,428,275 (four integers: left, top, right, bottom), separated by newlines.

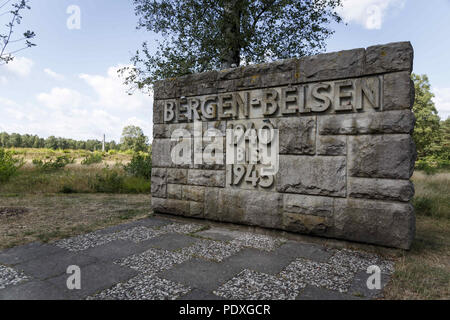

0,125,151,152
0,132,120,151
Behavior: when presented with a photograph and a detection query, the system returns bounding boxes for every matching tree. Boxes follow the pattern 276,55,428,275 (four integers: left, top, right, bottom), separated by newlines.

122,0,342,91
412,74,441,158
120,125,149,152
0,0,36,65
437,117,450,161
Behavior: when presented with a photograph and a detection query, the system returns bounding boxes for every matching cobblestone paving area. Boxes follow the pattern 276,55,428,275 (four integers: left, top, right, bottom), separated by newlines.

0,216,394,300
0,265,29,290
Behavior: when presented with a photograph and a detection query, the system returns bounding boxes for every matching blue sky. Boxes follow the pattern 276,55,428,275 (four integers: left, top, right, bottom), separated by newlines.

1,0,449,142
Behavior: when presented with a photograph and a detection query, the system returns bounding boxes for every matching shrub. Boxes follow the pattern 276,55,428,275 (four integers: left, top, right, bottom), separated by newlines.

123,176,151,193
124,153,151,179
108,149,118,155
81,152,103,165
32,155,73,172
0,148,24,183
413,196,434,217
60,185,77,194
415,157,450,174
88,168,124,193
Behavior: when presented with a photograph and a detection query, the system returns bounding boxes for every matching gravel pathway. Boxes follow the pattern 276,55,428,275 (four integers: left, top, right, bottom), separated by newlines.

0,217,396,300
0,265,29,290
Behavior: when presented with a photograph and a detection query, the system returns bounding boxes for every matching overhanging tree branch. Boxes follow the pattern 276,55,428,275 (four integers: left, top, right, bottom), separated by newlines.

0,0,36,65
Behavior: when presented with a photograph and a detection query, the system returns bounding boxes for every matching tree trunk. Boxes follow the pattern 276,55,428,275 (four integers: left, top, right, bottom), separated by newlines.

221,0,241,69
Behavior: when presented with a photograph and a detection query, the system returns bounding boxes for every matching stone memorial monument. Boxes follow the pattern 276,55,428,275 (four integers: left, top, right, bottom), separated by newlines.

151,41,416,249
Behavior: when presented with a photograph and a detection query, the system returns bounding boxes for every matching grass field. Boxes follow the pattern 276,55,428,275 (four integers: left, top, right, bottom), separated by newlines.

0,148,151,194
6,147,133,165
0,148,448,299
383,171,450,300
0,194,150,249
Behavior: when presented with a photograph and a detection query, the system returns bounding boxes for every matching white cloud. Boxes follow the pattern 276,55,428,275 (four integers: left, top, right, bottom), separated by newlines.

433,87,450,120
0,65,153,141
37,87,85,110
79,65,152,111
5,56,34,76
44,68,65,80
338,0,406,29
0,76,7,85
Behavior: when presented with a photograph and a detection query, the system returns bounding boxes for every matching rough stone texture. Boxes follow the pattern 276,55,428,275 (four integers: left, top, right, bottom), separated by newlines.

278,117,316,155
152,197,190,217
298,48,365,82
167,169,188,185
152,139,172,168
187,169,225,188
283,194,334,217
348,135,416,179
317,136,347,156
384,72,415,111
151,168,167,198
204,188,283,229
365,42,414,75
318,110,415,135
333,199,415,249
153,100,164,124
348,177,415,202
167,184,182,200
276,156,347,197
152,42,417,249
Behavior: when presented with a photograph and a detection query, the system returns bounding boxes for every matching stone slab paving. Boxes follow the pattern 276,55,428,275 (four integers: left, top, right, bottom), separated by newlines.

0,216,395,300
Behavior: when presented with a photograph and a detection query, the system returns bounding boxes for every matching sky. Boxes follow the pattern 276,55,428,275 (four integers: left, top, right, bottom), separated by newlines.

0,0,449,143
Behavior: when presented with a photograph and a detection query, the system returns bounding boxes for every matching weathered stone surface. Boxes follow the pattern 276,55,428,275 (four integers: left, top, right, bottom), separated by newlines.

333,199,415,249
153,100,164,124
179,71,218,97
167,184,182,200
151,168,167,198
318,110,415,135
152,197,190,216
154,78,179,100
365,42,414,75
167,169,188,184
189,201,204,217
152,41,417,249
153,124,166,139
187,169,225,188
276,156,347,197
298,48,365,82
283,194,334,217
348,177,414,202
152,139,172,168
168,184,205,203
282,213,332,236
204,188,283,229
278,117,316,155
183,185,205,202
348,135,416,179
154,123,193,139
317,136,347,156
384,72,415,111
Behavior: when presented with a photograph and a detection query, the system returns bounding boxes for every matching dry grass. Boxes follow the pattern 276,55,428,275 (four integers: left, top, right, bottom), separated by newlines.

0,167,448,299
0,193,151,249
0,164,150,194
382,171,450,300
8,147,132,165
383,216,450,299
